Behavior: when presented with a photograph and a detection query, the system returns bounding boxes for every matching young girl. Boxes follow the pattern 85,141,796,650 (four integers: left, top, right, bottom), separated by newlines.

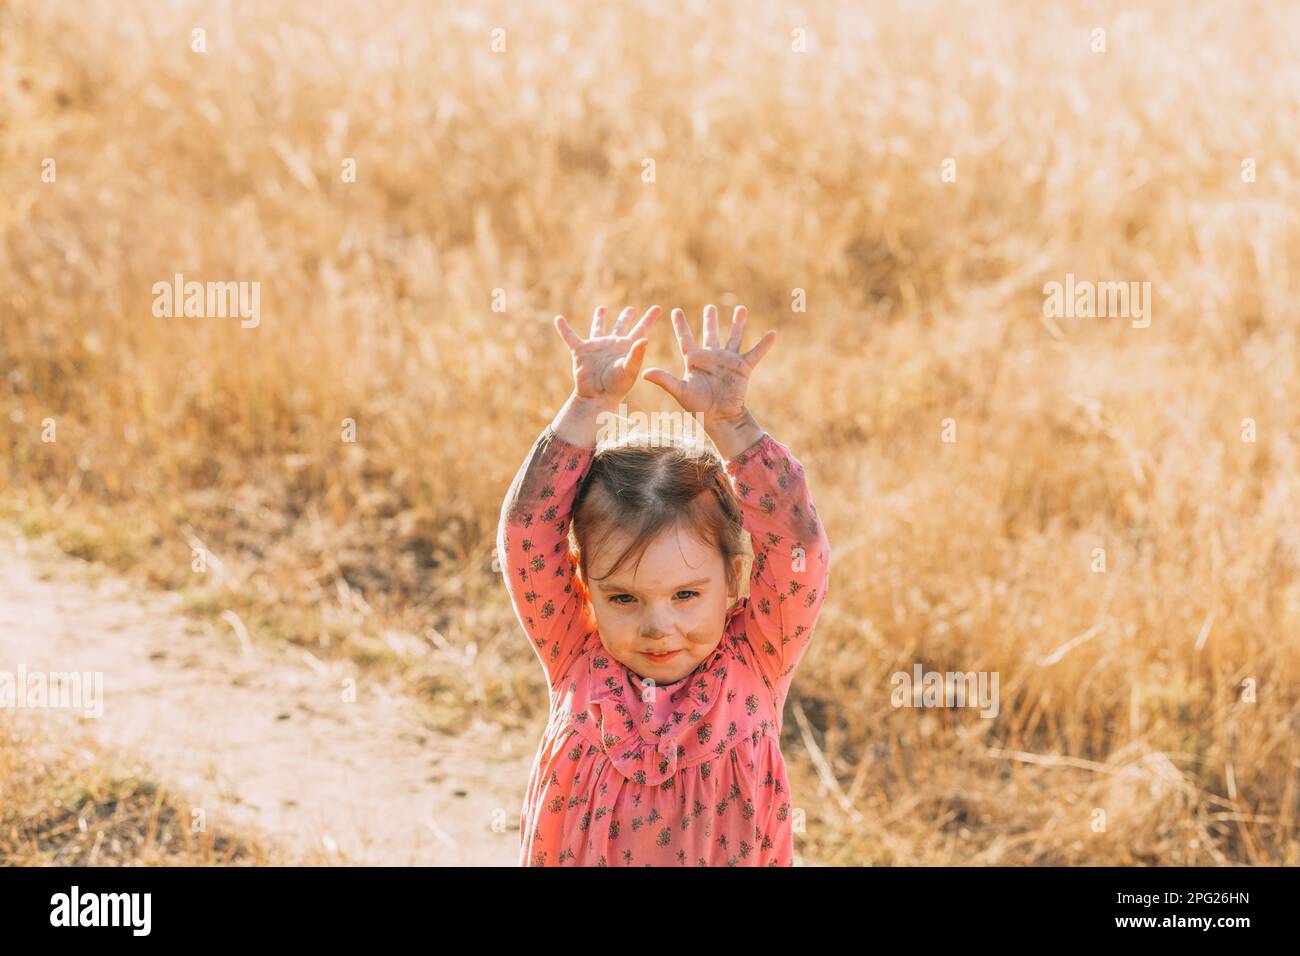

497,303,831,866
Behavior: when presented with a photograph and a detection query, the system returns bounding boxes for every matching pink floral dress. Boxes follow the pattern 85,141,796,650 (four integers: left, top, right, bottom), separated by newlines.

497,425,830,866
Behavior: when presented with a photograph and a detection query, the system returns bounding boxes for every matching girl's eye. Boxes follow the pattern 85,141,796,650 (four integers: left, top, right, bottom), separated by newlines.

606,592,698,605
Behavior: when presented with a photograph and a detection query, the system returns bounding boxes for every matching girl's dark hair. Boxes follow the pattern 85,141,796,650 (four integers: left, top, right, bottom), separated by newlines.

571,437,747,597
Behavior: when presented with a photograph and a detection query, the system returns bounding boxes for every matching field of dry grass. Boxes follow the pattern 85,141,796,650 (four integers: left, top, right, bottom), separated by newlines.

0,716,272,865
2,0,1298,864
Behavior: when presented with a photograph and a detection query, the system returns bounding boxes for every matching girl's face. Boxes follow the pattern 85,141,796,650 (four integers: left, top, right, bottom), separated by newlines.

582,523,744,685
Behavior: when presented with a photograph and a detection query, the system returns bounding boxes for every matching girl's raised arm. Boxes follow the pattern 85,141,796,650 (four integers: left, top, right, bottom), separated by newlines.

497,409,598,687
722,431,831,711
496,306,662,687
643,303,830,710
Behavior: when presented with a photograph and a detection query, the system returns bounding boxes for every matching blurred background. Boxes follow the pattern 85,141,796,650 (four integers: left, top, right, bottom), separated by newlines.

1,0,1297,865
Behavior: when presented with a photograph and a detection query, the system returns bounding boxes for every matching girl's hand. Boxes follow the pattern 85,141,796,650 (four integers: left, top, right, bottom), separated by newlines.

553,306,662,406
641,304,776,421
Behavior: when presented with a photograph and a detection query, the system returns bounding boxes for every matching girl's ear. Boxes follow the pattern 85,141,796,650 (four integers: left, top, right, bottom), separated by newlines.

727,554,745,600
575,560,594,602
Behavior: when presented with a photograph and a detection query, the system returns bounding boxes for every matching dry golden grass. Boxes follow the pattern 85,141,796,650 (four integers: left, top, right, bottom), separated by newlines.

0,715,273,865
1,0,1297,864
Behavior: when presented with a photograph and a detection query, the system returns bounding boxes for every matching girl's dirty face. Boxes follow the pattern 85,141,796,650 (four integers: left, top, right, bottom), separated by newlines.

582,524,744,685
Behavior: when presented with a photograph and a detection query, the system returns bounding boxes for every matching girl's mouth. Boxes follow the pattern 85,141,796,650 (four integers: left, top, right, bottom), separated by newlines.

642,650,680,662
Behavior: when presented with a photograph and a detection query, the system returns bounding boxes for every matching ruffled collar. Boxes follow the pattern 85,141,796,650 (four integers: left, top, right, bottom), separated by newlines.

584,603,746,785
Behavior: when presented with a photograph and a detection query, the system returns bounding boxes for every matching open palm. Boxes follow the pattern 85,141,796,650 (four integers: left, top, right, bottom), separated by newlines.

554,306,662,404
642,305,776,419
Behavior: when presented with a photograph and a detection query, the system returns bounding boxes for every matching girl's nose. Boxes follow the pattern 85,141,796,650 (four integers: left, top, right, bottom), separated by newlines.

640,614,671,639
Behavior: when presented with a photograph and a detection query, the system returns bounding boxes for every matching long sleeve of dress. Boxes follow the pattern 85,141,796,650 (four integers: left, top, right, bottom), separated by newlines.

497,425,596,688
724,432,831,715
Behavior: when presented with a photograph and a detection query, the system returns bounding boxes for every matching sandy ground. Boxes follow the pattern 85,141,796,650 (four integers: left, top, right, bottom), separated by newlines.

0,533,531,865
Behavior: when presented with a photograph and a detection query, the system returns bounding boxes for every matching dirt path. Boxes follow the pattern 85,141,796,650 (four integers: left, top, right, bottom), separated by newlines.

0,533,531,865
